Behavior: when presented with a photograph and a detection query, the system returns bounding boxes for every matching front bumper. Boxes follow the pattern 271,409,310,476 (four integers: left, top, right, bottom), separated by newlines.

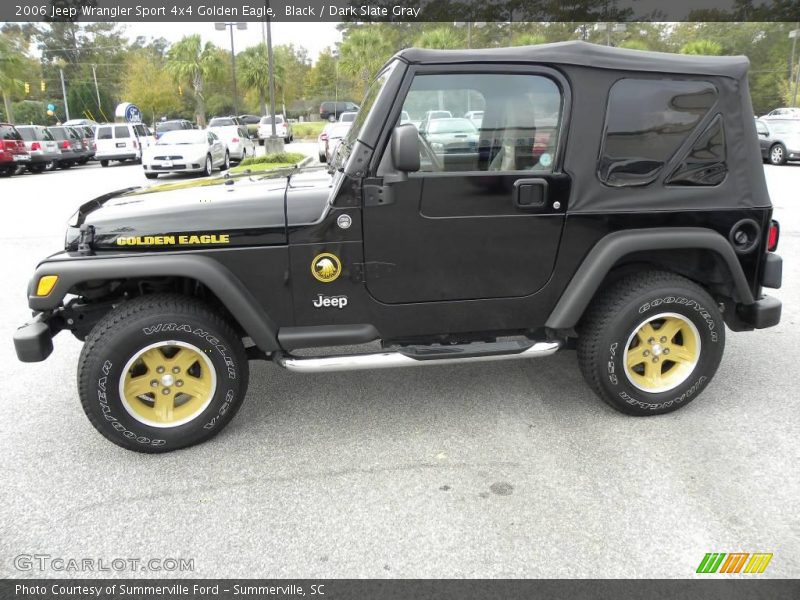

13,312,60,362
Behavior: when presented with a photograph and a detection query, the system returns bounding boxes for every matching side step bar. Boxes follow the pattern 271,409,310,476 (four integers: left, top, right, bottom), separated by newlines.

276,340,562,373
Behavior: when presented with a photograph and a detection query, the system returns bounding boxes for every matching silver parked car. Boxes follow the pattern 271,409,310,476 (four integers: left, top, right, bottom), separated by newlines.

15,125,61,173
756,118,800,165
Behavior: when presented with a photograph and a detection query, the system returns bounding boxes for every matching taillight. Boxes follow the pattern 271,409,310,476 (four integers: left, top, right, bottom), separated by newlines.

31,142,41,151
767,221,780,252
133,140,138,149
61,140,70,150
321,133,328,141
231,137,239,143
0,140,5,150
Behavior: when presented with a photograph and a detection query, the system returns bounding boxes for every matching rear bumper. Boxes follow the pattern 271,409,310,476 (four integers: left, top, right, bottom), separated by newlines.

736,295,782,329
13,312,61,362
96,152,138,161
28,152,60,165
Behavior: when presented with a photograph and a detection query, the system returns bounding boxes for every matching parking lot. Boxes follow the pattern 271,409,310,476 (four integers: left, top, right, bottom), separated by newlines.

0,158,797,578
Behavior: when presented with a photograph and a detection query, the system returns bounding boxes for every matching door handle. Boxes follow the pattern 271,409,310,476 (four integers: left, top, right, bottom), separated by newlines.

513,178,548,210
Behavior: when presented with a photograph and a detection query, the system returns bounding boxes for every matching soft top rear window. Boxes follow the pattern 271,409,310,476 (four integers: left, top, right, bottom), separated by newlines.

598,79,717,187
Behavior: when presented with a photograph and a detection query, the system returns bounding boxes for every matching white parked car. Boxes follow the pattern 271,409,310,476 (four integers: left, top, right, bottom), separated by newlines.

258,115,293,145
208,124,255,163
317,122,335,162
94,123,155,166
324,122,353,162
142,129,229,179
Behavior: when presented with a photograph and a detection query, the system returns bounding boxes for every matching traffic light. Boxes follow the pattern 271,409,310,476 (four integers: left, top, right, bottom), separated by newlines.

24,82,30,95
40,80,45,92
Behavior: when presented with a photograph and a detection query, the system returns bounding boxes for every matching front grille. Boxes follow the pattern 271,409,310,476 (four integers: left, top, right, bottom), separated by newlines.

151,164,186,170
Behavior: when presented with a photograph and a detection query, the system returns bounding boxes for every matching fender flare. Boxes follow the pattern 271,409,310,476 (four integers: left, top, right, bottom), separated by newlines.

28,254,280,352
545,227,755,330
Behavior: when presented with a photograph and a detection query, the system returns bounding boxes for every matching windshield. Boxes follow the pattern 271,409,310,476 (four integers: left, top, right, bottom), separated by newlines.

156,121,185,133
260,116,284,125
209,117,235,127
157,130,205,145
341,61,397,155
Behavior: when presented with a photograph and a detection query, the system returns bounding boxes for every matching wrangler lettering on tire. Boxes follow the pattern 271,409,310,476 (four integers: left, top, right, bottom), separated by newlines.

77,294,248,453
578,271,725,416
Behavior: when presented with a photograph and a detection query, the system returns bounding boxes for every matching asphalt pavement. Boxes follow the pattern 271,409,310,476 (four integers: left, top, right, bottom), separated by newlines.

0,153,797,579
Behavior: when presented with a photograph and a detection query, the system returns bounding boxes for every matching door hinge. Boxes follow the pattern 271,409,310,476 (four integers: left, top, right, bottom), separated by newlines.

78,225,95,254
362,178,393,207
351,261,396,283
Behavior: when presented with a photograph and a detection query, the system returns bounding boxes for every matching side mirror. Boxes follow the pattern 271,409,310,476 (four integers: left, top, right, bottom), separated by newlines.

390,124,420,173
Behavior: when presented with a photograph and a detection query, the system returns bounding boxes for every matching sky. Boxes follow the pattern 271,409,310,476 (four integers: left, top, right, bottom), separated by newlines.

121,21,342,62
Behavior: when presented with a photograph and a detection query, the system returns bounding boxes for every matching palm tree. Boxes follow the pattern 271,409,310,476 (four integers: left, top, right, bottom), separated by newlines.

338,29,394,99
414,28,464,49
0,35,24,122
238,44,285,116
165,35,224,127
680,40,723,56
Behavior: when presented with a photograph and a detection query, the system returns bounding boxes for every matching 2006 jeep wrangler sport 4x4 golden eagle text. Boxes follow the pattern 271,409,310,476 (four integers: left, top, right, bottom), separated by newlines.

14,42,783,452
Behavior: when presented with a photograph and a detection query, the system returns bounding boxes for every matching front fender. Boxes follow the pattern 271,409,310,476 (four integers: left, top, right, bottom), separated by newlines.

545,227,756,330
28,253,280,352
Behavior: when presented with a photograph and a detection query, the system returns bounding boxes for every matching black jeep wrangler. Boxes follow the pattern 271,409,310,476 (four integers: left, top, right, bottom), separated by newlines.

14,42,783,452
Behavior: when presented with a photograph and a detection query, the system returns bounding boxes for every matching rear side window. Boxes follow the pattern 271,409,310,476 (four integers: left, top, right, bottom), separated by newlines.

114,126,130,139
96,126,112,140
42,129,54,141
598,79,717,187
666,114,727,186
1,125,22,141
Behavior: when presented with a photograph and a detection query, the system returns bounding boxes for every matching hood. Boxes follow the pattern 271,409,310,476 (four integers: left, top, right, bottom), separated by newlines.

67,165,333,253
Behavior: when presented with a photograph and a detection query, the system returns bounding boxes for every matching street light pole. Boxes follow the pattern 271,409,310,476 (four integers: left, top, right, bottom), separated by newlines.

215,22,247,116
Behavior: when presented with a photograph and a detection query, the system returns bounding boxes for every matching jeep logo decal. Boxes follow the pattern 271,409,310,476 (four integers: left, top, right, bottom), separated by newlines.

313,294,348,309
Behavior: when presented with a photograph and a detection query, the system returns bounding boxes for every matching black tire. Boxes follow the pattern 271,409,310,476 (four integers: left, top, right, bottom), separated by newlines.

77,294,249,453
44,160,57,171
100,160,109,167
202,154,212,176
0,165,14,177
223,151,230,171
577,270,725,416
144,172,158,179
29,164,46,174
319,153,326,163
769,143,787,166
58,161,72,169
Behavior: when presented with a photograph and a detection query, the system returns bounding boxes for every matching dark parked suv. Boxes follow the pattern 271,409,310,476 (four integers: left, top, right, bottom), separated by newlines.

14,42,782,453
48,126,90,168
320,100,359,121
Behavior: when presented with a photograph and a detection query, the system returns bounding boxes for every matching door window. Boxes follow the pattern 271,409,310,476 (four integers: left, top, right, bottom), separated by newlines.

399,73,562,173
755,120,768,136
114,126,130,139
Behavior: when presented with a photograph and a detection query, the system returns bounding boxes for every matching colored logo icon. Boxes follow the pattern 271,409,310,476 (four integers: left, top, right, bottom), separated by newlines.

311,252,342,283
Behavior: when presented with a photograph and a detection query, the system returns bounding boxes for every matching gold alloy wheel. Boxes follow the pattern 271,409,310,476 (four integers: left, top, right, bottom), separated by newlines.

119,341,216,428
623,312,701,394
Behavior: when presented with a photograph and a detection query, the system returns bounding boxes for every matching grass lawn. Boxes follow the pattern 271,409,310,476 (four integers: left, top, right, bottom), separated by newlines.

230,151,306,174
292,121,327,140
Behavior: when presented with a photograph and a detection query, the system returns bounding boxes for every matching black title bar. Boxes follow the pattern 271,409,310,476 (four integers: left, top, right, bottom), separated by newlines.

3,0,800,23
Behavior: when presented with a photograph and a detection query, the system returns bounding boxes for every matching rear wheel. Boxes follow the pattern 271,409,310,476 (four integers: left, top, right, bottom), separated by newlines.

77,294,249,453
29,164,45,174
0,165,14,177
769,143,787,166
44,161,57,171
144,172,158,179
100,160,109,167
58,161,72,169
223,151,230,171
577,271,725,415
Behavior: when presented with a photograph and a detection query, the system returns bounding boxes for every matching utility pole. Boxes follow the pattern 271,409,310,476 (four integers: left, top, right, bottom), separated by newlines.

229,25,239,115
791,28,800,107
60,69,70,122
91,65,101,109
267,10,277,140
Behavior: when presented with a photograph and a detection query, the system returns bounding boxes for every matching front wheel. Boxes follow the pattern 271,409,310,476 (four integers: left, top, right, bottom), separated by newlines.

769,143,787,166
577,271,725,416
223,151,230,171
77,294,249,453
144,172,158,179
100,160,109,167
202,155,212,176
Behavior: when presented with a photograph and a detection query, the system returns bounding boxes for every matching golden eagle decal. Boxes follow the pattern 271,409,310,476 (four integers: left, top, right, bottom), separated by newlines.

311,252,342,283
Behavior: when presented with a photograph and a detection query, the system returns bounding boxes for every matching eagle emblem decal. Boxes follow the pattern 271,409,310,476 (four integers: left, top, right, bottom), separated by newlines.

311,252,342,283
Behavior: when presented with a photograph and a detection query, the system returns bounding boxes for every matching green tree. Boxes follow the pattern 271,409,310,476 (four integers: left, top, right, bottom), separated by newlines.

165,35,224,126
11,100,46,125
122,50,186,123
512,33,546,46
338,28,394,99
680,40,724,55
0,34,25,122
238,44,272,116
619,39,651,51
414,27,464,49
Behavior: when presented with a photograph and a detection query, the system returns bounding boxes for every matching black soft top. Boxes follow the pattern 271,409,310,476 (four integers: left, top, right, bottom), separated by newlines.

396,41,749,79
